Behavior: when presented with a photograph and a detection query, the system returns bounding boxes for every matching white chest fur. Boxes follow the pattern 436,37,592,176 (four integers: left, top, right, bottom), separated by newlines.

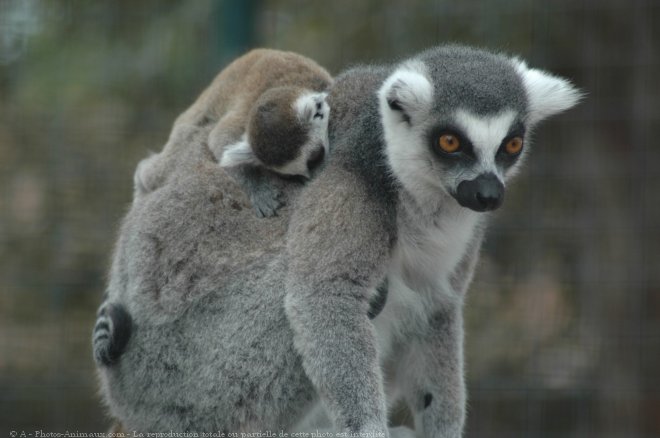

373,201,479,360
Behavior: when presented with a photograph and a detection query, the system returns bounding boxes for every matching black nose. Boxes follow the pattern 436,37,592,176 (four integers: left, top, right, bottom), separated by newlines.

454,173,504,212
306,147,325,172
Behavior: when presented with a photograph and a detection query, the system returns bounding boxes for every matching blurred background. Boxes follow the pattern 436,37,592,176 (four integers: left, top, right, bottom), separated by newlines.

0,0,658,436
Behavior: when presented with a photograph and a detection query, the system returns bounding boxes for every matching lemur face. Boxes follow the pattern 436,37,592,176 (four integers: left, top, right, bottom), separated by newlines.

425,109,525,211
220,87,330,179
248,87,329,179
272,90,329,178
379,49,581,212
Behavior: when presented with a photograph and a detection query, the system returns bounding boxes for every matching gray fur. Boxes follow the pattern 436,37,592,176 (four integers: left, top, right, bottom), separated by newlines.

103,124,303,321
284,45,580,437
137,49,333,218
96,123,316,431
224,164,286,219
420,45,528,116
95,45,580,436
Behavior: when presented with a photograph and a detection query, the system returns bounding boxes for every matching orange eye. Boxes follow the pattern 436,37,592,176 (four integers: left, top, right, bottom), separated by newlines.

438,134,460,153
505,137,524,155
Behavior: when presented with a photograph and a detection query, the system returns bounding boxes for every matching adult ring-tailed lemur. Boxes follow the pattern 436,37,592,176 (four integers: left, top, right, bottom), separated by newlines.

93,45,580,437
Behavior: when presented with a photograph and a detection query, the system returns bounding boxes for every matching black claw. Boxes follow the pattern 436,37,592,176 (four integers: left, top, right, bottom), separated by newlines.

423,393,433,409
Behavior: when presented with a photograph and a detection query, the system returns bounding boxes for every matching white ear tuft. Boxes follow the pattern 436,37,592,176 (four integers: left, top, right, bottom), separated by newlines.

378,68,433,125
513,59,583,126
219,140,257,168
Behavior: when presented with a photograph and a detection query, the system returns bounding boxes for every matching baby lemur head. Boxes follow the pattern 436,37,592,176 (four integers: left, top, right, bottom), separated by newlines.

221,86,330,179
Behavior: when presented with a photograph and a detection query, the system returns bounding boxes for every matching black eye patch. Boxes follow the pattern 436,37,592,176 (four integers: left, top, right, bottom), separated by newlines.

427,126,477,164
495,123,526,167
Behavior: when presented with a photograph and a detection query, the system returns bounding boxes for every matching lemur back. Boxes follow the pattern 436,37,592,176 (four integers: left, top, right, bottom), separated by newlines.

94,49,333,374
93,50,335,431
137,49,333,217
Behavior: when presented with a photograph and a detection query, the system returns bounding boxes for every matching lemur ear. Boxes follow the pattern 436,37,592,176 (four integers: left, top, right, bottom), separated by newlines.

134,152,163,196
379,69,433,125
513,59,583,126
220,140,257,168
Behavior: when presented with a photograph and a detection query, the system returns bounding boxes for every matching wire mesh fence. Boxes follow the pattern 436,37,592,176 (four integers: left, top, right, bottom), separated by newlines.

0,0,658,436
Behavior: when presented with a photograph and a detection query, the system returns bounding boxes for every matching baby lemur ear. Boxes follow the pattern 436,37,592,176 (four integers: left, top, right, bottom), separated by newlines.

513,59,583,126
379,68,433,125
220,140,258,168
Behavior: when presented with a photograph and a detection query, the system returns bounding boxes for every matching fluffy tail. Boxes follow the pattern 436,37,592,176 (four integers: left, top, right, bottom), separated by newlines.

92,301,132,366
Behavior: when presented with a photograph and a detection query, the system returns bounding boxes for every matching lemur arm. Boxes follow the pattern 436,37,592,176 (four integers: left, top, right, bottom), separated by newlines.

285,166,393,435
213,113,285,218
395,304,466,438
226,164,284,218
392,228,482,438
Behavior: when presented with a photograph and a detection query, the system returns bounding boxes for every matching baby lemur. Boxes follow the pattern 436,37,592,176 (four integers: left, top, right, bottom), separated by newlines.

135,48,332,217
